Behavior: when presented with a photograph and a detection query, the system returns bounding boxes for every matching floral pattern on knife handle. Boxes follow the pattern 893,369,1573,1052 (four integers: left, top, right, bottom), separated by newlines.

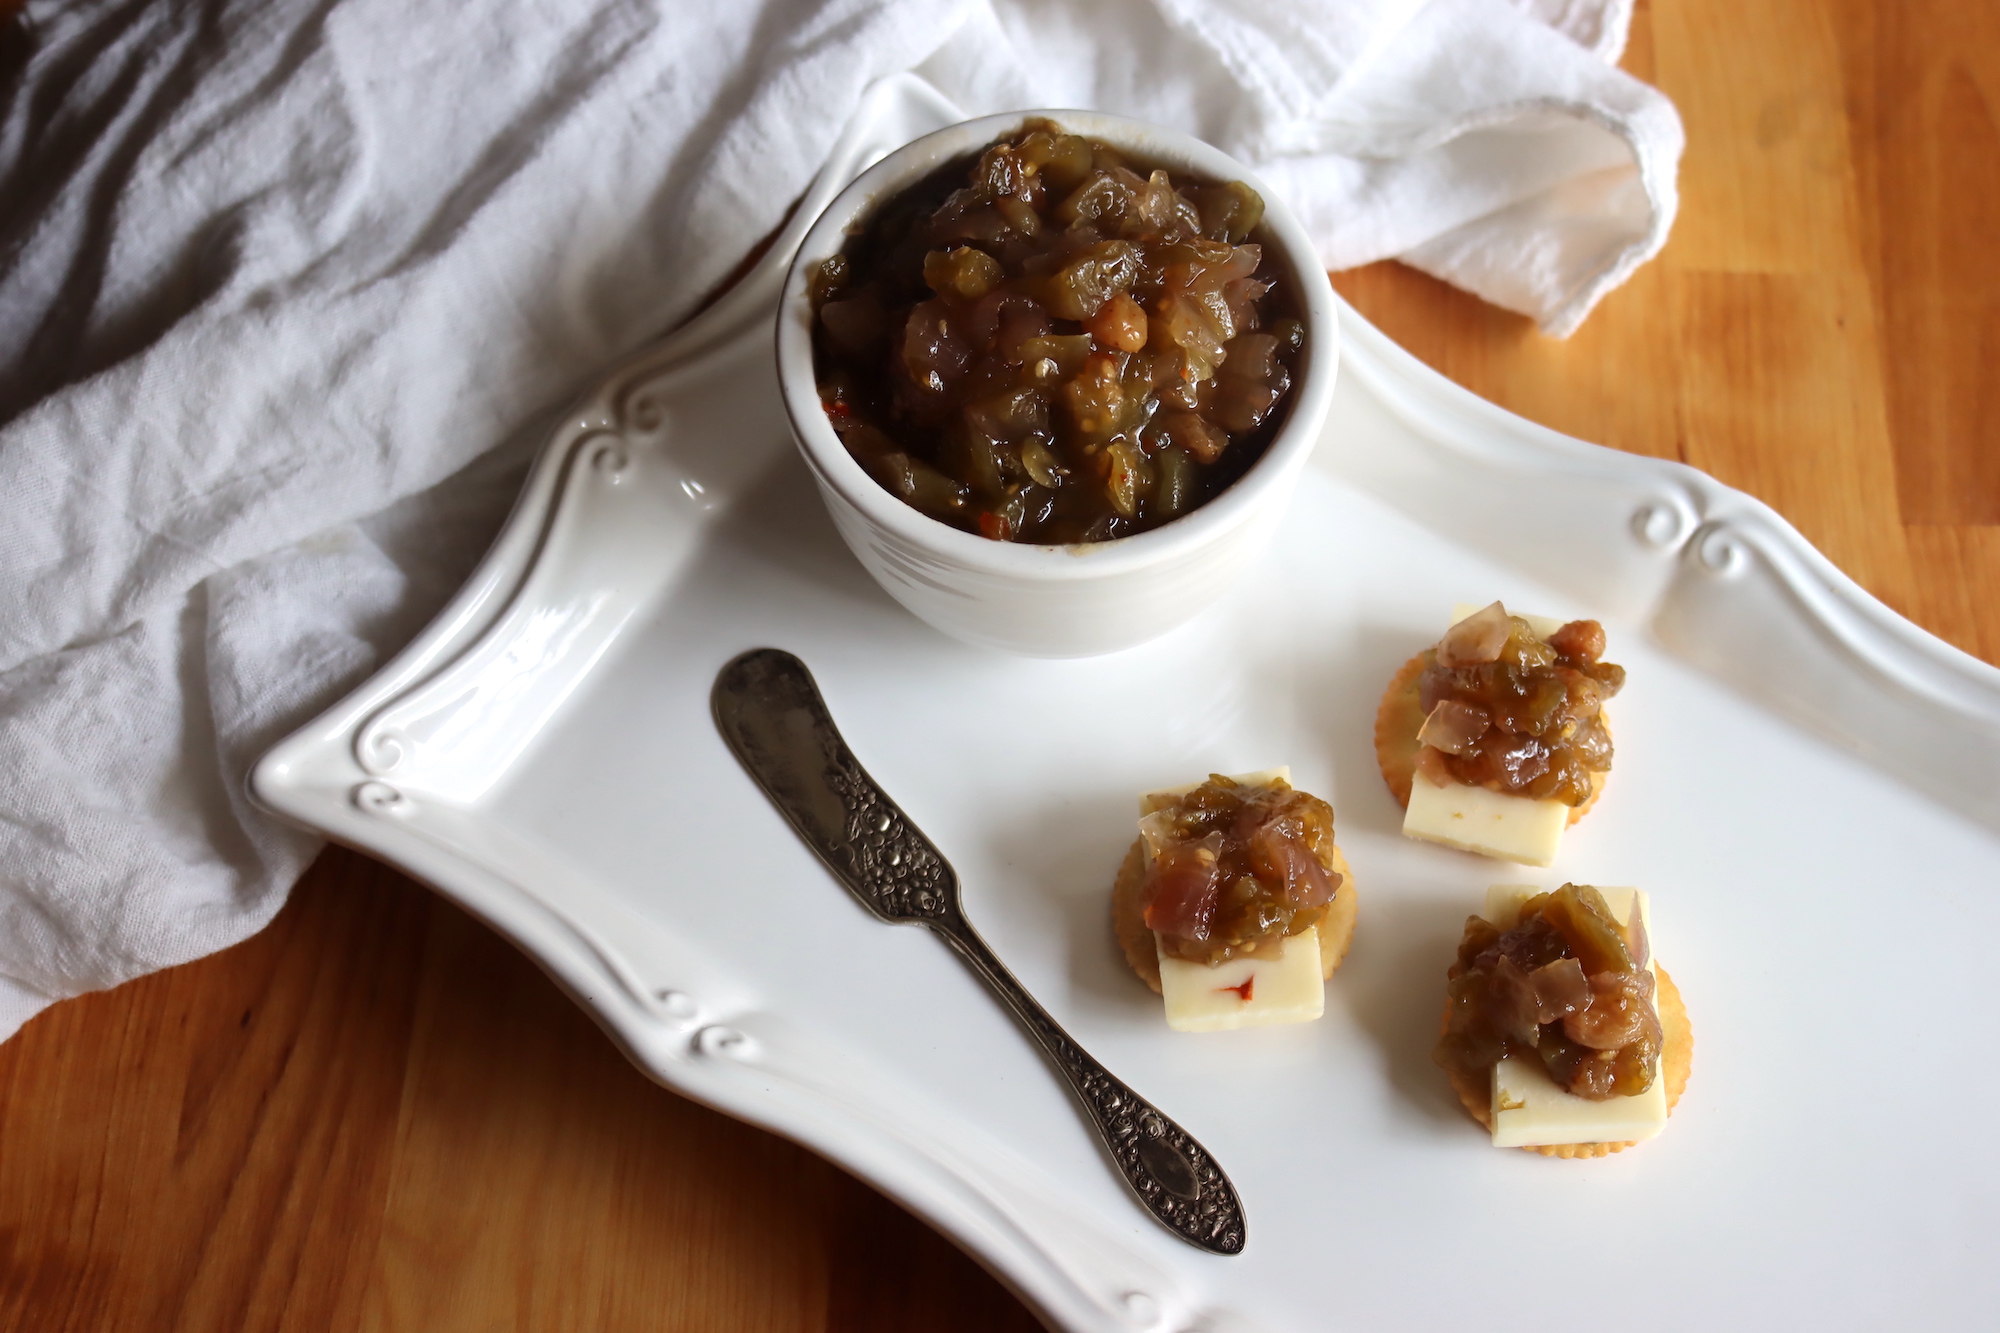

712,647,1247,1256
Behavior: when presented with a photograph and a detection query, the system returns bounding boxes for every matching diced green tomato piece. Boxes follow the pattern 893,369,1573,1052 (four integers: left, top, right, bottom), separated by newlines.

1153,444,1198,519
1540,884,1634,976
923,246,1002,303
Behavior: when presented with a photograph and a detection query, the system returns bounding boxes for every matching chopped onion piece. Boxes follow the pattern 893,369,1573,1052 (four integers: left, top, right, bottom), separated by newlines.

1416,699,1491,756
1414,744,1455,788
1528,957,1591,1023
1484,956,1545,1046
1436,600,1512,667
1140,834,1225,940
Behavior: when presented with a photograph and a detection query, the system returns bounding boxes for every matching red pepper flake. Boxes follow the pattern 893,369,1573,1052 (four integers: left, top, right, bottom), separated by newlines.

1217,976,1254,1003
977,511,1013,542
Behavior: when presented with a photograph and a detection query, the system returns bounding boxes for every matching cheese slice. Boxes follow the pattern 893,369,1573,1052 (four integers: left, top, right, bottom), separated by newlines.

1451,602,1566,641
1158,927,1325,1032
1402,605,1573,865
1404,777,1568,867
1483,885,1668,1148
1144,767,1326,1032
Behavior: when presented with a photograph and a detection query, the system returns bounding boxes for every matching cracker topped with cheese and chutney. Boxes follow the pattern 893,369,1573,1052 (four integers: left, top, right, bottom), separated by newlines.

1436,883,1691,1156
1110,769,1356,1031
1376,602,1621,866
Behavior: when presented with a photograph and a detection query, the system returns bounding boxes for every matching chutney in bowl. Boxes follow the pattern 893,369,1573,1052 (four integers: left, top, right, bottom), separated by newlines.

777,111,1338,658
807,117,1306,546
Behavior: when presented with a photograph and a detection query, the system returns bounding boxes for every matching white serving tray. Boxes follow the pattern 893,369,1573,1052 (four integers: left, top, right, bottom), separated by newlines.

253,77,2000,1333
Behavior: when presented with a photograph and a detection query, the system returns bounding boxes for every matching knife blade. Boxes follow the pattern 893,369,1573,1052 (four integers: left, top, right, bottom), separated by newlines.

712,647,1247,1256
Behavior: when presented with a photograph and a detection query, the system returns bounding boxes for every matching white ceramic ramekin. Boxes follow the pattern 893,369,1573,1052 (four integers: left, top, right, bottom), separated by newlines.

776,110,1338,658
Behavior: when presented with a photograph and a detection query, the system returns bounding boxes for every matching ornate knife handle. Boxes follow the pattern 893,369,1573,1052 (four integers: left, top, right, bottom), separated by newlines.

927,917,1247,1255
712,649,1246,1255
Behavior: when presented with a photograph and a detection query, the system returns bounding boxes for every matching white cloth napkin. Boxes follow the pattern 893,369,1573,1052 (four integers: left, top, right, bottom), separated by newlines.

0,0,1680,1041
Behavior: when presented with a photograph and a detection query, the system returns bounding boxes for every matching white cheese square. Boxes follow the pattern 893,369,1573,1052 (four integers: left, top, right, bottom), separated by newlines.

1403,777,1568,867
1157,927,1324,1032
1492,1055,1668,1148
1451,602,1567,640
1482,885,1667,1148
1485,884,1649,934
1403,605,1573,865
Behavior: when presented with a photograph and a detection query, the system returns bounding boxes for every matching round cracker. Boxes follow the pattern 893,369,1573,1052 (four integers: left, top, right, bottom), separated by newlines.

1316,844,1358,975
1373,650,1606,825
1111,839,1358,995
1111,838,1161,992
1443,965,1691,1157
1373,651,1429,809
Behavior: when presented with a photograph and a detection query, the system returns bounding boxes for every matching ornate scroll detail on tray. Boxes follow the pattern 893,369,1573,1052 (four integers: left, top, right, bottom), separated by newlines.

1118,1290,1161,1328
621,381,672,435
351,780,411,815
346,417,671,803
1693,521,1749,577
713,648,1248,1255
585,434,632,483
653,989,700,1024
1631,499,1696,550
356,726,408,776
1653,509,2000,831
692,1024,757,1059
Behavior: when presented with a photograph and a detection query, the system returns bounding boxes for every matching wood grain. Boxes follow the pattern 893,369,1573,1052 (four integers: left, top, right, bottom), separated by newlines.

0,853,1044,1333
3,2,1996,1330
1335,0,1999,665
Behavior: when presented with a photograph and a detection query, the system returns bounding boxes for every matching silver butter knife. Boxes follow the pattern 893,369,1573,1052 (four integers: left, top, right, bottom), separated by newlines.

713,648,1247,1255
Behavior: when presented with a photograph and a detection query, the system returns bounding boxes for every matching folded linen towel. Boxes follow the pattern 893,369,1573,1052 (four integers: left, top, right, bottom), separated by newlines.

0,0,1680,1041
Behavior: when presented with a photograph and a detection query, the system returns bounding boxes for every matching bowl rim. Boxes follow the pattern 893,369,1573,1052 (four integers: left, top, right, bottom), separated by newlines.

775,108,1338,581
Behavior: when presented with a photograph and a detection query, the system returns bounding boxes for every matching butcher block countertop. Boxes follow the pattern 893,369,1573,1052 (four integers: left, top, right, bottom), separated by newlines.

3,2,1994,1329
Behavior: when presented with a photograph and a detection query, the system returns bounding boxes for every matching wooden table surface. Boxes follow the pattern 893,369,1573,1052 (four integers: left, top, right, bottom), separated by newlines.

4,2,1995,1328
